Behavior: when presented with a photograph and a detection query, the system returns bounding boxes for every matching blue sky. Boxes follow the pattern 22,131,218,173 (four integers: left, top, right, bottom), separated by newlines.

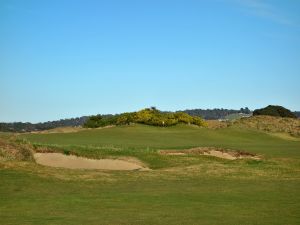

1,0,300,122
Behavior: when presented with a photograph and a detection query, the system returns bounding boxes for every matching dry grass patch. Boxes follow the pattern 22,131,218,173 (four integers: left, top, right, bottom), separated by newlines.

0,135,33,161
231,115,300,137
206,120,228,129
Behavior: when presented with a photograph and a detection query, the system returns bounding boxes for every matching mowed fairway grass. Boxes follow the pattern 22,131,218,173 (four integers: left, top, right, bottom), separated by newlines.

1,124,300,224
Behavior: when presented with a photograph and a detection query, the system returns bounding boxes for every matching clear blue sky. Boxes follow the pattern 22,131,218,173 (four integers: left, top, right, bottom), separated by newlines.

1,0,300,122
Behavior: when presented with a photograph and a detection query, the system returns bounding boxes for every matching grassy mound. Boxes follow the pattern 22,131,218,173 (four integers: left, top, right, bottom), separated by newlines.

231,115,300,137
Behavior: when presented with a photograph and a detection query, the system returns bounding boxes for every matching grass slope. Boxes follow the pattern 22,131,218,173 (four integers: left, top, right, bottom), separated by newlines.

21,124,300,159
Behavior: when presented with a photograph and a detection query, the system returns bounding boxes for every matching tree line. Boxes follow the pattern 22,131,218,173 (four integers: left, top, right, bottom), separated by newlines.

0,117,88,133
180,107,251,120
1,107,299,132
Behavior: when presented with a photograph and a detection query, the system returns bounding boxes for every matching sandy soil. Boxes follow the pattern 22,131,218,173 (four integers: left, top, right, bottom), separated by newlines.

34,153,149,171
159,147,260,160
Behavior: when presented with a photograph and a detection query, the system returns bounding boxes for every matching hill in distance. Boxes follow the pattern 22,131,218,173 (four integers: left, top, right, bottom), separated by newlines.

0,106,299,133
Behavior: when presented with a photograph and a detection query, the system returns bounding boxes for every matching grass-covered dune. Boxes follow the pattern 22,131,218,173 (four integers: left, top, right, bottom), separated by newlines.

1,124,300,225
230,115,300,137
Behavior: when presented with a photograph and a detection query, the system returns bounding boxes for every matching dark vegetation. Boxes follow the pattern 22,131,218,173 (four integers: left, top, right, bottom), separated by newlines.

294,111,300,118
253,105,297,118
84,108,206,128
181,107,251,119
0,117,88,133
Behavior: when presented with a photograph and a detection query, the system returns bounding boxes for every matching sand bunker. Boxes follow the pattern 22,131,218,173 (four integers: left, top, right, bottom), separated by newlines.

34,153,149,171
159,147,260,160
202,150,237,160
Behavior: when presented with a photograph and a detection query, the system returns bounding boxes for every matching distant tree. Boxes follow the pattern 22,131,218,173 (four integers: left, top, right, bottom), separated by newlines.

180,108,252,120
294,111,300,118
83,115,103,128
244,107,250,114
0,116,88,132
253,105,297,118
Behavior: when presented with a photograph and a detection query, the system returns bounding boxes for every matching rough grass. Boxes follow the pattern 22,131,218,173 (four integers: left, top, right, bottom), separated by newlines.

230,115,300,137
0,133,33,161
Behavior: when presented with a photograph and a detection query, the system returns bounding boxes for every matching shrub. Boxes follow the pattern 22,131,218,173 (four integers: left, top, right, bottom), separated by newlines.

84,108,206,128
63,150,70,155
253,105,296,118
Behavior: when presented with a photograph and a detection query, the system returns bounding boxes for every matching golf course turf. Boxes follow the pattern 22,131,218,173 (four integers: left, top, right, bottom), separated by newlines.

1,124,300,224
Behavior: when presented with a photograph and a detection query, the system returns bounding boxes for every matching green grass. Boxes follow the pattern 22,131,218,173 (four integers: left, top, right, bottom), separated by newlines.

1,165,299,225
21,124,300,158
1,124,300,224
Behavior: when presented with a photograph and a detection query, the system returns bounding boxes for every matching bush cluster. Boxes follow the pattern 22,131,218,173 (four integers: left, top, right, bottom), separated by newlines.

84,108,206,128
253,105,297,118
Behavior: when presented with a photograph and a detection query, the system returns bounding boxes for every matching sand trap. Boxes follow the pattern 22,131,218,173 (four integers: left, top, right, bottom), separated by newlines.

159,147,260,160
34,153,148,171
203,150,236,160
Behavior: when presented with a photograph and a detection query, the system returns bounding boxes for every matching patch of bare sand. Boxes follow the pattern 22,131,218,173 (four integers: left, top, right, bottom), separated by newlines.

31,127,83,134
203,150,237,160
159,147,260,160
34,153,149,171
